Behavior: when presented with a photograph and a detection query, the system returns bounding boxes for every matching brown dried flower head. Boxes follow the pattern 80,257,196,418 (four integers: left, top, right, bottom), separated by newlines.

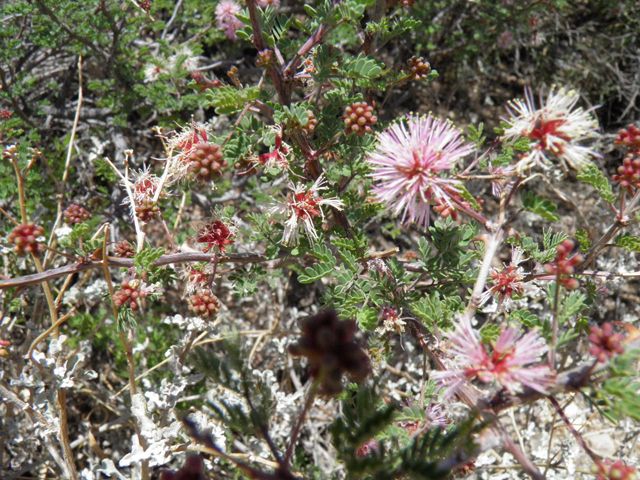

289,310,372,395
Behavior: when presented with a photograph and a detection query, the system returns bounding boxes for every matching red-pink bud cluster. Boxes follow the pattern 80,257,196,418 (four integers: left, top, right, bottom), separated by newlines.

612,153,640,192
544,239,583,289
0,339,10,358
8,222,45,255
188,288,220,318
343,101,377,136
113,240,136,258
592,458,637,480
114,279,146,311
405,56,431,81
1,110,13,120
589,323,625,363
186,143,227,182
63,204,91,224
614,124,640,152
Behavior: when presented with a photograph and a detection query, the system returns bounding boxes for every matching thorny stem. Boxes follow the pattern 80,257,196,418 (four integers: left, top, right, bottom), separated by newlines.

548,396,603,469
6,149,28,224
549,272,562,368
100,226,150,480
577,188,640,272
283,377,320,466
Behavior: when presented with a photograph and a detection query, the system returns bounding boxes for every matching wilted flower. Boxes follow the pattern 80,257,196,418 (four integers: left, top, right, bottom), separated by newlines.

289,309,371,395
376,307,406,335
195,218,235,253
368,115,473,229
432,318,555,398
481,248,537,310
122,167,167,221
160,455,206,480
271,175,344,245
502,86,600,172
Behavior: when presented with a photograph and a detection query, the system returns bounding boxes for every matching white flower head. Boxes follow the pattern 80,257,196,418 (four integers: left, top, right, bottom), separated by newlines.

502,86,600,173
271,175,344,245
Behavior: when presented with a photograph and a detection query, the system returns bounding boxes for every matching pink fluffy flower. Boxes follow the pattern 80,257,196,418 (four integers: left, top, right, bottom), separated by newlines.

215,0,241,22
432,318,555,399
256,0,280,7
215,0,243,39
367,115,473,229
502,86,600,173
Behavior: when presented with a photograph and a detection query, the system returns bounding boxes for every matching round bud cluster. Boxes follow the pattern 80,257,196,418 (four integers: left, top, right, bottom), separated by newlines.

63,204,90,224
113,240,136,258
1,110,13,120
140,0,152,12
114,279,144,311
592,459,637,480
302,111,318,135
8,222,45,255
612,153,640,192
0,339,11,358
543,239,583,289
188,288,221,318
288,309,371,395
187,143,227,182
136,198,161,222
406,56,431,81
589,323,625,363
256,49,274,68
614,124,640,152
343,101,377,136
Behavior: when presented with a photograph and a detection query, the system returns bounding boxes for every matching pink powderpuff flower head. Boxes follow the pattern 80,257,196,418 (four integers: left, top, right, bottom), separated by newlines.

256,0,280,7
215,0,241,23
367,115,474,229
271,175,345,245
215,0,243,40
432,318,555,399
502,86,600,173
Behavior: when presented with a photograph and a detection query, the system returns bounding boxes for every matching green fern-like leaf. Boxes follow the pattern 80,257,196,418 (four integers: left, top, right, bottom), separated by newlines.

576,163,616,203
522,190,559,222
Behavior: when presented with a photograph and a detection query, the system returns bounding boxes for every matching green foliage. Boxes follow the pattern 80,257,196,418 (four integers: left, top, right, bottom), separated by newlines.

298,244,338,284
575,229,591,251
205,86,261,115
133,246,165,276
615,233,640,252
576,163,616,203
592,348,640,422
521,190,559,222
411,291,461,332
191,340,273,437
332,386,482,479
480,324,502,343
